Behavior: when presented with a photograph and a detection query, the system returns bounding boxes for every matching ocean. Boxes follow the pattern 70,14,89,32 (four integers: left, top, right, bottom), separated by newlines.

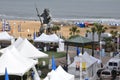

0,0,120,23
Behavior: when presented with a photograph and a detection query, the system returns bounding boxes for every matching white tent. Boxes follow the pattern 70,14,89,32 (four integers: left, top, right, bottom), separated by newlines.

69,52,97,68
34,33,64,43
0,49,37,76
17,39,48,59
68,52,98,78
0,31,14,41
44,70,60,80
0,46,37,64
34,33,64,52
55,66,74,80
0,37,23,54
0,31,15,45
44,66,74,80
89,55,101,64
34,33,48,42
9,46,38,65
12,37,24,47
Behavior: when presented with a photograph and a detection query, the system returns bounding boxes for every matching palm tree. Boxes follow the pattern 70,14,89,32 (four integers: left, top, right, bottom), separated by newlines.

94,23,107,42
110,30,118,39
86,27,96,41
110,30,118,51
69,26,80,36
52,25,61,34
103,37,114,52
86,27,96,56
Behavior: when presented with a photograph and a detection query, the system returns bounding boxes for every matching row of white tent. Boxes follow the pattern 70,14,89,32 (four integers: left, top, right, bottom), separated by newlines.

0,37,48,79
34,33,65,52
34,33,64,43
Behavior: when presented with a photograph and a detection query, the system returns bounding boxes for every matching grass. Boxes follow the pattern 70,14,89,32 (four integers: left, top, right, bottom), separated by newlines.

37,51,66,78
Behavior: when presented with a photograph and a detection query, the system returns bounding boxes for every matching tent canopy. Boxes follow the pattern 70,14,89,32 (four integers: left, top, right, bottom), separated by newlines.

12,37,24,47
34,33,64,43
65,35,93,54
65,35,92,46
0,31,14,41
44,65,74,80
17,39,48,59
0,49,37,76
69,52,97,68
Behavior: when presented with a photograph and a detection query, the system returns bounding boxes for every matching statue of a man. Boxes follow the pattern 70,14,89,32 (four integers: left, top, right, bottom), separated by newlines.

40,8,52,24
39,8,52,34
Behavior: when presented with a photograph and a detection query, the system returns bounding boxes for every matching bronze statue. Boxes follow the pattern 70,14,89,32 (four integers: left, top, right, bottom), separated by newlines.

36,8,52,34
40,8,52,24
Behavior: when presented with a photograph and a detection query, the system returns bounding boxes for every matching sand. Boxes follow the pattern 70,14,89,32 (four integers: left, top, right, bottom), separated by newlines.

0,20,120,39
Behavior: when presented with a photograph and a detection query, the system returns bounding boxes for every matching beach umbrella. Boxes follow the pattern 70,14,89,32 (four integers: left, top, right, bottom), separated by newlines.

5,68,9,80
52,56,56,70
76,47,80,56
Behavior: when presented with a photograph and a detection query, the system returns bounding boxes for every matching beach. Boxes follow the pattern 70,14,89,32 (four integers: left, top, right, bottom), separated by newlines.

0,20,120,40
0,20,90,39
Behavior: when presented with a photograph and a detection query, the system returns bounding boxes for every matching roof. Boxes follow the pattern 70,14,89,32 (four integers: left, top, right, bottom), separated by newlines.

44,65,74,80
17,39,48,59
0,48,37,76
65,35,93,46
34,33,64,43
0,31,14,41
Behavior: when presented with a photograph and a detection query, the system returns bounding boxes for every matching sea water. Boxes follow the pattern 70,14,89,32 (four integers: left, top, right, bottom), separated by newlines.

0,0,120,23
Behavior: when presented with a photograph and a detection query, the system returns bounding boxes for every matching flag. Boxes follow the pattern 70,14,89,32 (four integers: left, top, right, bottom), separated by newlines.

76,47,80,56
52,56,56,70
5,68,9,80
82,62,86,71
18,24,21,32
33,32,36,40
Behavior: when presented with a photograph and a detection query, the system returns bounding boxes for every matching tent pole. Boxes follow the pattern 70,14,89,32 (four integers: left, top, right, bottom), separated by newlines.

92,41,94,56
82,44,84,54
21,76,23,80
66,45,68,72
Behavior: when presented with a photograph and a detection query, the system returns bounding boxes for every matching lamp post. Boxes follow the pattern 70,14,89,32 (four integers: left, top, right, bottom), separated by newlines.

79,53,82,80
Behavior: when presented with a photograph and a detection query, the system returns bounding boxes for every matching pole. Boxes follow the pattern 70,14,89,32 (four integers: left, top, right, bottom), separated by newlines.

79,53,82,80
99,41,102,61
21,76,23,80
66,45,69,72
117,34,119,52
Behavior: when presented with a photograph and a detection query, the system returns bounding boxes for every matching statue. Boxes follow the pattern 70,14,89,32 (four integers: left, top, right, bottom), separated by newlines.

40,8,52,24
36,8,52,34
